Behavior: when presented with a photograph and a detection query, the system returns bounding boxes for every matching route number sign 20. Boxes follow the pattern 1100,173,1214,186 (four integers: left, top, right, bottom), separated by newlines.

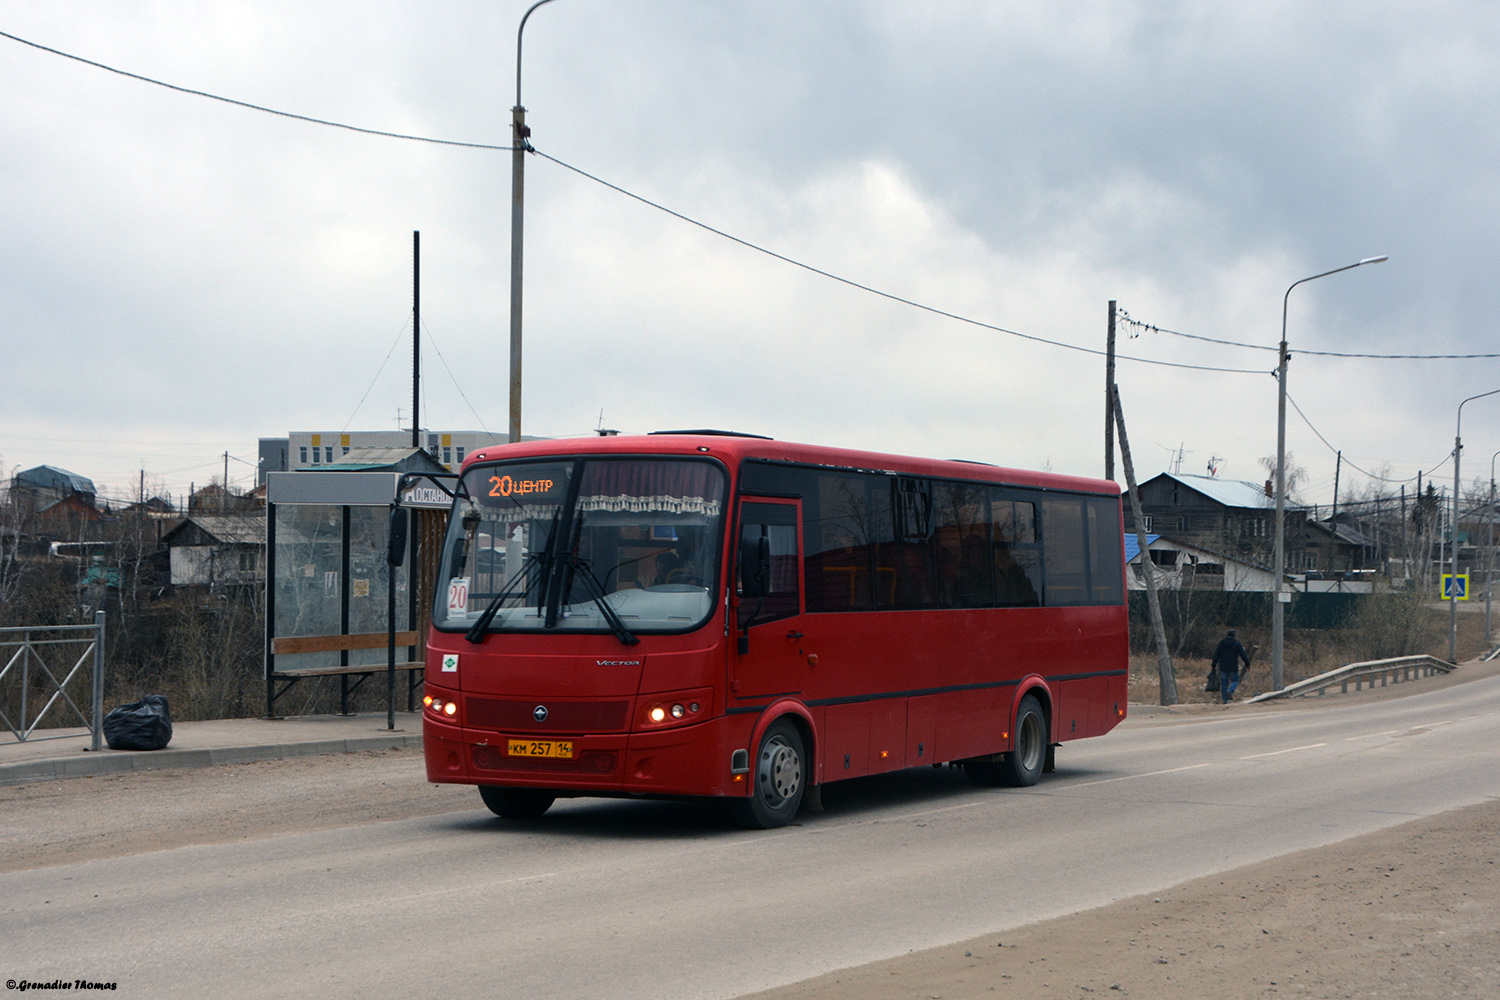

447,577,470,614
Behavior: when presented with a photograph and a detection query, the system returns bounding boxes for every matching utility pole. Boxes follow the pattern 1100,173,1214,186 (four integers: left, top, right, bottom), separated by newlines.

413,231,421,450
1488,472,1495,646
1332,451,1341,523
222,452,228,512
1114,385,1177,706
1105,301,1116,481
1400,484,1407,583
508,0,557,445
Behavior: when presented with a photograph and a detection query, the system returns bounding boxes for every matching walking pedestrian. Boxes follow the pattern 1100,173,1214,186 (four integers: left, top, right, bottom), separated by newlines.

1211,628,1251,703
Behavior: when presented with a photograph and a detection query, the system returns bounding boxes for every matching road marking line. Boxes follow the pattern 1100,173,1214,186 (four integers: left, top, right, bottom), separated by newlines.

1240,742,1326,759
1344,731,1401,741
1066,763,1212,789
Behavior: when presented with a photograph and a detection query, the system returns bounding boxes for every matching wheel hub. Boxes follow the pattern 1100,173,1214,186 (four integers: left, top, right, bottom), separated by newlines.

759,738,801,802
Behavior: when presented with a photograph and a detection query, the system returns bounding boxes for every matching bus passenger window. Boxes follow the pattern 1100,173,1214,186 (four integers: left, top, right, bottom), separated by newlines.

738,502,799,626
992,496,1041,607
805,474,873,612
1041,497,1089,606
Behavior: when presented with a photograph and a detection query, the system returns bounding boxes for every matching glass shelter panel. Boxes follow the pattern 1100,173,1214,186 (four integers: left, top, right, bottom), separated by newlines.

272,503,410,672
346,506,410,666
272,504,342,672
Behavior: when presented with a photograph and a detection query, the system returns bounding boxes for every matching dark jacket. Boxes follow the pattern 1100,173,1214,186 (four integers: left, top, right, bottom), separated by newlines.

1212,635,1250,674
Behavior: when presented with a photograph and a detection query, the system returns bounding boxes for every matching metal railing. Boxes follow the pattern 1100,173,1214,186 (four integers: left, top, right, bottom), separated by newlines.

0,612,106,748
1248,654,1454,703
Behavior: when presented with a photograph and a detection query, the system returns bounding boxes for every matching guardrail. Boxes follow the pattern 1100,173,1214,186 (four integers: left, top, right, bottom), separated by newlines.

1248,654,1455,703
0,612,106,748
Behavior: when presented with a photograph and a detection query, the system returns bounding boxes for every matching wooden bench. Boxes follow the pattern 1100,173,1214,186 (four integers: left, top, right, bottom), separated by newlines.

271,632,423,676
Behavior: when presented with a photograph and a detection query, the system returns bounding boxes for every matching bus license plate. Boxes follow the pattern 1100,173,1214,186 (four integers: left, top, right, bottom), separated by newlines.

507,739,574,759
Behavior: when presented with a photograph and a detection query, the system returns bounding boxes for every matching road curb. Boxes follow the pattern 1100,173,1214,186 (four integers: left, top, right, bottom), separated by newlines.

0,733,423,786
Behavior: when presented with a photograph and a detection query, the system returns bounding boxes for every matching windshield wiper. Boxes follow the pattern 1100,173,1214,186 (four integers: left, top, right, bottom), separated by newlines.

563,555,639,646
464,555,544,644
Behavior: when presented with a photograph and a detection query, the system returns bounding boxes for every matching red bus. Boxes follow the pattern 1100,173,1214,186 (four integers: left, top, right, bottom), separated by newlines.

422,431,1127,828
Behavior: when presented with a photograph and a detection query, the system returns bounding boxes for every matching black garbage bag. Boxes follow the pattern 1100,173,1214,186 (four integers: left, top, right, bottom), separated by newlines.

103,695,173,751
1204,667,1220,693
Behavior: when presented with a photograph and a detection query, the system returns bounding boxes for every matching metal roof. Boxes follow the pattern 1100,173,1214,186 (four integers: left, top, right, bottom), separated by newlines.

1123,533,1160,564
1151,472,1290,510
161,514,266,546
16,465,97,496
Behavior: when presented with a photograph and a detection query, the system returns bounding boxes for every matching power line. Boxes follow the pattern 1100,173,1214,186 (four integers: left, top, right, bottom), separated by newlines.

1118,308,1500,360
1,28,1265,377
1286,392,1451,485
533,151,1269,376
341,318,411,434
12,27,1484,370
0,29,513,151
420,320,493,436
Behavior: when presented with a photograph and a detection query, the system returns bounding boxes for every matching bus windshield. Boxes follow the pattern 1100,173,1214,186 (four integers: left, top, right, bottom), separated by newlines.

435,457,726,637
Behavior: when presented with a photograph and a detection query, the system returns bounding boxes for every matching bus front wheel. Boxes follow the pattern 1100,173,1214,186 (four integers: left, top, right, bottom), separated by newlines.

967,694,1046,788
733,719,806,829
479,785,556,819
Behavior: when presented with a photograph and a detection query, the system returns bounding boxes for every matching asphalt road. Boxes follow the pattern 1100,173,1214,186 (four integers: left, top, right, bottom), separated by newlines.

7,676,1500,1000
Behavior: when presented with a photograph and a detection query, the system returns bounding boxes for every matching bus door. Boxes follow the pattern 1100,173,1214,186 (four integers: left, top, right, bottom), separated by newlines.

732,498,807,702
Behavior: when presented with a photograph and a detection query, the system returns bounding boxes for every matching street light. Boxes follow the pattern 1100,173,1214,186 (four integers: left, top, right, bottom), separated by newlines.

1272,255,1387,692
509,0,560,444
1450,389,1500,662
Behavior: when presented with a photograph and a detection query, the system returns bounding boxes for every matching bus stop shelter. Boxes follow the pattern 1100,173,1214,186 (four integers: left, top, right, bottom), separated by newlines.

264,471,453,720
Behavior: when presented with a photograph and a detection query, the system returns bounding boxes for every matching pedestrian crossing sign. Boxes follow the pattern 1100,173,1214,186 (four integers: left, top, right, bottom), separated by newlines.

1442,574,1469,600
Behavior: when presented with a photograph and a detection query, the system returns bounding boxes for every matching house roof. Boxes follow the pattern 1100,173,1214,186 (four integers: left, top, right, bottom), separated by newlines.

1123,531,1275,574
16,465,97,497
1162,472,1280,510
1123,533,1160,564
161,513,266,546
1310,518,1372,547
328,447,449,474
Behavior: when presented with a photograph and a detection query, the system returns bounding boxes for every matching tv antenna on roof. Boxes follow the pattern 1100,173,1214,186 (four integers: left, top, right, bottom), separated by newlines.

1157,442,1193,475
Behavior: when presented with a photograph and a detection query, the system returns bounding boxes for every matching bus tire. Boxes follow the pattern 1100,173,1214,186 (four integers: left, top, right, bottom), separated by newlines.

479,785,556,819
966,694,1046,788
999,695,1047,787
733,719,806,829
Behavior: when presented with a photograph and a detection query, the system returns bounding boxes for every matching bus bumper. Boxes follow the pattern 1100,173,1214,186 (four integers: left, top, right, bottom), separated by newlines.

423,713,743,799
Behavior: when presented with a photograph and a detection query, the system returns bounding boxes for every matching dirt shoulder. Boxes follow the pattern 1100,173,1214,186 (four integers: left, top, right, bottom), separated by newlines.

738,796,1500,1000
731,662,1500,1000
1128,656,1500,721
0,747,473,873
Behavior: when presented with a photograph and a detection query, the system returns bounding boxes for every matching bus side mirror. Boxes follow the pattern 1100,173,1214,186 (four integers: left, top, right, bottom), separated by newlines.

740,532,771,599
387,507,409,567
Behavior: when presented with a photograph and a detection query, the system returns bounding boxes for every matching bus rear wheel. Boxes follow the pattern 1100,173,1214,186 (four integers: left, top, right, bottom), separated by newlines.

966,694,1046,788
479,785,556,819
732,719,806,829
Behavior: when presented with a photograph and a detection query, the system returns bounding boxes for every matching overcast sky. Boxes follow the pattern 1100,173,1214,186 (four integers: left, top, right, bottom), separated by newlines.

2,1,1497,507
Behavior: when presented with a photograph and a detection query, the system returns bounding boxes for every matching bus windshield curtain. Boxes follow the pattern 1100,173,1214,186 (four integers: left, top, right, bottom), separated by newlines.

575,460,722,516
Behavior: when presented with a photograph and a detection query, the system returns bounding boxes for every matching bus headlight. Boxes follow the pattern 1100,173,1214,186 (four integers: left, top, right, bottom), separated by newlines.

638,689,713,730
425,695,460,724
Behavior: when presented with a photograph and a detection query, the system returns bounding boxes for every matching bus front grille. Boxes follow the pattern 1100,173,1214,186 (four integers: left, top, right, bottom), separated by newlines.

465,697,630,733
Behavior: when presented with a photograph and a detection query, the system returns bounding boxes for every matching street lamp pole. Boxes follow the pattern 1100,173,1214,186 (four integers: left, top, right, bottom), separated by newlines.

509,0,558,444
1272,255,1387,692
1488,449,1500,647
1450,389,1500,662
